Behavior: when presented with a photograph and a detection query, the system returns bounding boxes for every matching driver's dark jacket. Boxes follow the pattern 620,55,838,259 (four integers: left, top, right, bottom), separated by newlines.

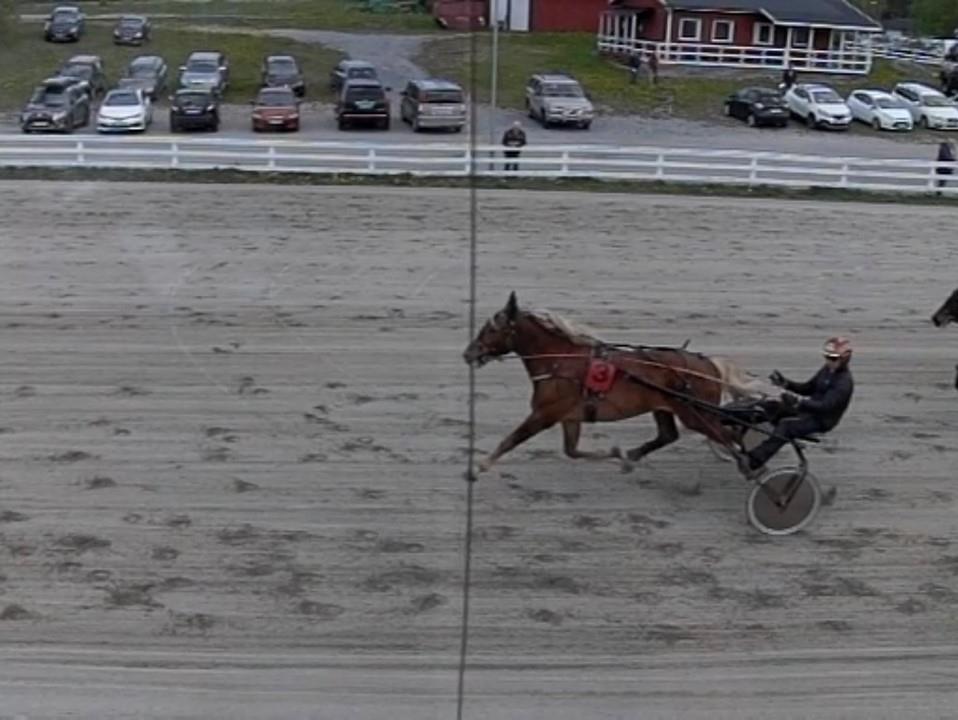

782,365,853,431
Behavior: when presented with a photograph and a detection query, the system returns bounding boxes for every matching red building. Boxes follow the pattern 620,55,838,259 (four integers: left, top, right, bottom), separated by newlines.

597,0,883,74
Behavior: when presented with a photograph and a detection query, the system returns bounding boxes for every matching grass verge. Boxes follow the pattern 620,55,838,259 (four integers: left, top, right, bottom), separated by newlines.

0,19,344,110
415,32,940,120
0,165,955,208
17,0,438,32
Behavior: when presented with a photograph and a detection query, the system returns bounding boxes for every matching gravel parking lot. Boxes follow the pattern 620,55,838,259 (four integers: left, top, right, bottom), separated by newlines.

0,181,955,718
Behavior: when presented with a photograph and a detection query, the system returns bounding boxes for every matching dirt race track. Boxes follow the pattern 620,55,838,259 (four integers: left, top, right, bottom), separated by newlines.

0,180,956,719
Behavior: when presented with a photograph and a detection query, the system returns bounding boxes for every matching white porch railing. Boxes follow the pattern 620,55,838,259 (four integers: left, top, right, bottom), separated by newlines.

0,135,955,197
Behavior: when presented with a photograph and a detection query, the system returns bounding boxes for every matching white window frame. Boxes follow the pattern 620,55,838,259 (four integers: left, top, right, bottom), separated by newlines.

677,17,702,42
711,19,734,44
753,22,773,46
791,26,810,48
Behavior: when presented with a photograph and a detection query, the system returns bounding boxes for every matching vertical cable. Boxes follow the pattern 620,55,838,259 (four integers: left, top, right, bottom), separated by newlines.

455,9,482,720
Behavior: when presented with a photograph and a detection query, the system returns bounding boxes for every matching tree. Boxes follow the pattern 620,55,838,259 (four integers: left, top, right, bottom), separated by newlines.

913,0,958,36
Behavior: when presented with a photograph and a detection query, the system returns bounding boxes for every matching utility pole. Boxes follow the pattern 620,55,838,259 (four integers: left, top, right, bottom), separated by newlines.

488,0,499,167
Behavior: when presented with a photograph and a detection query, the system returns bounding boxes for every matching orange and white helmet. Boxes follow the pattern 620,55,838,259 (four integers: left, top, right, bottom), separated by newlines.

823,336,852,359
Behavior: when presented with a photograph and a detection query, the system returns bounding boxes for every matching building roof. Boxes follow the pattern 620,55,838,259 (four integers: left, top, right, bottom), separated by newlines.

662,0,881,30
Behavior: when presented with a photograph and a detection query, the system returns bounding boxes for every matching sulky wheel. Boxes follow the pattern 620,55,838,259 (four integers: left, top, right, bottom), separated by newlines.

709,422,773,462
746,466,821,536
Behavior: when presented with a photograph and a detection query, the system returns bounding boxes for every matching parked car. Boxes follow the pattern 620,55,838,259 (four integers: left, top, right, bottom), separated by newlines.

525,72,594,129
20,78,90,133
57,55,107,98
399,78,466,132
261,54,305,97
178,51,229,96
723,87,788,127
43,5,84,42
329,59,378,93
169,88,219,132
113,15,151,45
846,89,913,131
336,79,390,130
117,55,168,100
784,83,852,130
251,87,300,132
43,74,92,101
97,88,153,133
892,82,958,130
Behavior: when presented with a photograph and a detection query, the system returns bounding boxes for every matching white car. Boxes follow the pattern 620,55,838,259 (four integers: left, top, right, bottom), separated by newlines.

846,90,913,131
784,83,852,130
892,82,958,130
96,87,152,133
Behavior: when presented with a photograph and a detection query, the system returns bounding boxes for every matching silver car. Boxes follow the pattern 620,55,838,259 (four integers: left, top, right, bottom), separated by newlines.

178,51,229,96
399,78,466,132
525,73,594,129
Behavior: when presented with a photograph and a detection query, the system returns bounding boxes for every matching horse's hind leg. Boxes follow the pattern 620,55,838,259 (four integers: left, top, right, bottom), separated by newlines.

626,410,679,462
561,420,627,468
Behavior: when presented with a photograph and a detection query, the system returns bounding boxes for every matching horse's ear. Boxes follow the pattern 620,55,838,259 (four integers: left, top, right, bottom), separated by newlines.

506,291,518,321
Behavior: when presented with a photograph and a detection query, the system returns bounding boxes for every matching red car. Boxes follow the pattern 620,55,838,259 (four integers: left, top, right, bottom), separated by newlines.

250,87,300,132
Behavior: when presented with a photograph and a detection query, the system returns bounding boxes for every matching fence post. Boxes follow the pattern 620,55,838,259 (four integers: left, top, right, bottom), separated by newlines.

268,145,277,170
561,150,569,176
171,142,178,168
76,140,84,165
367,148,376,173
748,155,759,186
928,161,939,193
656,152,665,179
840,162,849,188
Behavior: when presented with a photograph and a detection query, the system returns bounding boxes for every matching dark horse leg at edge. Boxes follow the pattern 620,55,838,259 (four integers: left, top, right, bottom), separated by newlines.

931,287,958,390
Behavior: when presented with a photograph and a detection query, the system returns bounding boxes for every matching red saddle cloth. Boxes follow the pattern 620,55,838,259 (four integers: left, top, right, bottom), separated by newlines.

585,359,617,394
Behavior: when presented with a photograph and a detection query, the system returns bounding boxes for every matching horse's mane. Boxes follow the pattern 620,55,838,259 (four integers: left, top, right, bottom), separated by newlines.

525,308,604,347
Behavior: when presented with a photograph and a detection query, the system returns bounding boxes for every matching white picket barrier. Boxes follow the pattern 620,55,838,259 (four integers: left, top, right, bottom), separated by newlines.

0,134,955,196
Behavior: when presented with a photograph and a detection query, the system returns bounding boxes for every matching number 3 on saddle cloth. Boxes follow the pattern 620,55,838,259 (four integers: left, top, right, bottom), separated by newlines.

583,359,617,421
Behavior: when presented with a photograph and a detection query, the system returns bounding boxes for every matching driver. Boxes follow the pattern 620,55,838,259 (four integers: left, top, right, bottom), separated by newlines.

738,336,854,479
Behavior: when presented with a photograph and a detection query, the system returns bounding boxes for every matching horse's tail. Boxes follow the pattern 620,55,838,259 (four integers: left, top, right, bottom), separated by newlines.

710,356,773,404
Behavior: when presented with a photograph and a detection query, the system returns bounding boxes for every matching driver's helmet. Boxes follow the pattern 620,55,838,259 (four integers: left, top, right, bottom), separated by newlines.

823,336,852,359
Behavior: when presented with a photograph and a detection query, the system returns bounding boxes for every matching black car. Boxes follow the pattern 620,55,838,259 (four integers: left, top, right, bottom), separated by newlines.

113,15,152,45
169,89,219,132
57,55,108,98
336,79,391,130
261,54,305,97
20,79,90,133
329,59,378,93
724,87,789,127
43,5,84,42
118,55,168,100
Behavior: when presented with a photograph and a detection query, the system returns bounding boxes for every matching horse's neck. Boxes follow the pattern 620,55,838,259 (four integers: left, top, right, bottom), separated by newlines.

515,319,587,369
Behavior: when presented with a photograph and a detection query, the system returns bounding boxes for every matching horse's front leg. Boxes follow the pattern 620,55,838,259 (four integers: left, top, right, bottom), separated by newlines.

562,420,632,472
479,403,569,473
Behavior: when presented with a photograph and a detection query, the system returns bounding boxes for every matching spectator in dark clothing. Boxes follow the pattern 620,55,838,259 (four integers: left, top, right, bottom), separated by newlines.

738,336,854,479
628,51,642,84
501,120,526,172
647,50,659,85
936,140,956,195
782,63,798,90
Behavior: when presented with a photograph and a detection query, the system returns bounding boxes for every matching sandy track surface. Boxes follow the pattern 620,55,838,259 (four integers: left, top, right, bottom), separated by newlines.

0,181,955,718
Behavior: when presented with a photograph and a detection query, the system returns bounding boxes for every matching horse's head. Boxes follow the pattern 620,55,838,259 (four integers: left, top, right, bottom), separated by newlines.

463,291,521,368
932,287,958,328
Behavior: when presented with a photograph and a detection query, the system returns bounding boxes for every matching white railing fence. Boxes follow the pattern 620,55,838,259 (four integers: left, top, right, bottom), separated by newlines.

0,135,955,196
597,36,872,74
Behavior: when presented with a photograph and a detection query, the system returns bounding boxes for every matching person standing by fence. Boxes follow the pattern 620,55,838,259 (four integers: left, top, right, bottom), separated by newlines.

628,51,642,84
936,140,956,195
648,50,659,85
501,120,527,173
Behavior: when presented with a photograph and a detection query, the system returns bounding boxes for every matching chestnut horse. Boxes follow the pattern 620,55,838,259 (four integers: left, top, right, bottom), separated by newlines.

931,286,958,389
462,292,762,473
